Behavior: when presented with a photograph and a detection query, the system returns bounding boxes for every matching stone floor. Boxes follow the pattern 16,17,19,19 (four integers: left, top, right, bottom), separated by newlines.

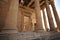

0,31,60,40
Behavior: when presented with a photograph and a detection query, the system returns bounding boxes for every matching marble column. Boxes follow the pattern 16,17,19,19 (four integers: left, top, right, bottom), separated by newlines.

2,0,19,33
0,0,11,31
51,1,60,30
17,8,24,32
34,0,43,32
21,11,24,32
29,16,32,31
42,8,48,31
45,0,55,31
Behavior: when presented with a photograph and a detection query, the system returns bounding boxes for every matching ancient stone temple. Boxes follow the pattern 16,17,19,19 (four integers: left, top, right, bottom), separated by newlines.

0,0,60,40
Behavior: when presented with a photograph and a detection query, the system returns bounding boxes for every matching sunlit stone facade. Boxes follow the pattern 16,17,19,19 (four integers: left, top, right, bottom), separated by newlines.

0,0,60,40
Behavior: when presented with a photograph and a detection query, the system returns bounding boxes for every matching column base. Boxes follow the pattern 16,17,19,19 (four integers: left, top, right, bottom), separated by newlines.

36,29,45,33
1,26,18,33
50,28,58,32
1,29,18,33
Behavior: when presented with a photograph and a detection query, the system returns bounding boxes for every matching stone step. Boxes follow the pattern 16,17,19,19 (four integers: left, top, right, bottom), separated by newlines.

0,32,60,40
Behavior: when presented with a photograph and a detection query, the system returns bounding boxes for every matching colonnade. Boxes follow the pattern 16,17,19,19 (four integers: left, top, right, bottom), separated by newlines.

34,0,60,31
0,0,60,33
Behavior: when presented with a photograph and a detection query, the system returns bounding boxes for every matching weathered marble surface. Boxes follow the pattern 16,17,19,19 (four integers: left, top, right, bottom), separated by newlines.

0,32,60,40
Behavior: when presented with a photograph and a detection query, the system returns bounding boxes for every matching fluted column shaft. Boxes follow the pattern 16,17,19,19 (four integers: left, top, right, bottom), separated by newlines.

21,11,24,32
29,16,32,31
17,8,24,32
51,1,60,30
0,0,11,31
42,8,48,31
35,0,43,31
2,0,19,33
45,0,55,31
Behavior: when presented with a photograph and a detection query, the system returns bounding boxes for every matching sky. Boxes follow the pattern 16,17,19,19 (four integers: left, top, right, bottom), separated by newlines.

54,0,60,19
